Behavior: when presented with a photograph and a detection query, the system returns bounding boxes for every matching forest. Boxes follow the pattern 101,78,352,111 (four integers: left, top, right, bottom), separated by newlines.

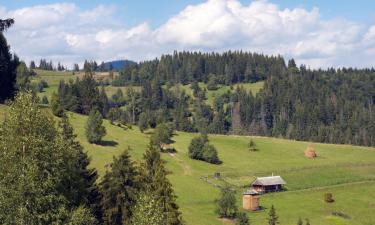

52,51,375,147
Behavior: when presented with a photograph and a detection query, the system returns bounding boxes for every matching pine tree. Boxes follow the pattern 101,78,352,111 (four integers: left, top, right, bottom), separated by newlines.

68,206,98,225
268,205,279,225
58,114,102,222
140,144,183,225
297,217,303,225
100,147,139,225
0,20,18,102
85,109,106,144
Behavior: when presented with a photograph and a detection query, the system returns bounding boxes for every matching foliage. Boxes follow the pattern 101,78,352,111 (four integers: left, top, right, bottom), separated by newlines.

248,139,257,151
100,147,139,225
138,112,148,133
215,187,237,219
236,212,250,225
140,144,183,225
0,103,101,221
188,134,221,164
151,122,174,146
85,109,106,144
132,194,166,225
268,205,279,225
68,206,98,225
0,25,18,102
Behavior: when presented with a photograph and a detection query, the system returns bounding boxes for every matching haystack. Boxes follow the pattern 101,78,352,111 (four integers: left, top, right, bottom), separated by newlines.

305,145,317,158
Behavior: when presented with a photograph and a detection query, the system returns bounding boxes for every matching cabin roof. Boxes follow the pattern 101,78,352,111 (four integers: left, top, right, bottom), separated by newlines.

251,176,286,186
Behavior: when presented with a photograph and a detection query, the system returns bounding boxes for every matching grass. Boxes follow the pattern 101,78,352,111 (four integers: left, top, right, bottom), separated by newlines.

64,111,375,225
3,73,375,224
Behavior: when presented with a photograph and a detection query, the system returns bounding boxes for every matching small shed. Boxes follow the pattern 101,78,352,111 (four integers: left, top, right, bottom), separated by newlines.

243,189,260,211
251,175,286,193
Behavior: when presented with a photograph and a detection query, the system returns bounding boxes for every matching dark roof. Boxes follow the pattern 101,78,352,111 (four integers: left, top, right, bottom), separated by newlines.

251,176,286,186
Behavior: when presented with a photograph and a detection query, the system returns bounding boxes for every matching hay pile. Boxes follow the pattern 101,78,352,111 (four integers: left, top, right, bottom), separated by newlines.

305,145,317,158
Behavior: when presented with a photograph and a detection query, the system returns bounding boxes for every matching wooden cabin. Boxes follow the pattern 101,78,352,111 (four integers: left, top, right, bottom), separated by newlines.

251,175,286,193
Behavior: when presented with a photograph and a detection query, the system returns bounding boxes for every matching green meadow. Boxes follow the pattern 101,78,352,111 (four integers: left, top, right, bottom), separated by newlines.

64,112,375,225
4,70,375,225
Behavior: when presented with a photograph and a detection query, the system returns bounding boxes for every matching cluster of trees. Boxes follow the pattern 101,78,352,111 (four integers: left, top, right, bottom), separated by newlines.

230,63,375,146
0,92,183,225
113,51,284,86
51,74,109,116
84,60,113,73
30,59,67,71
188,133,221,164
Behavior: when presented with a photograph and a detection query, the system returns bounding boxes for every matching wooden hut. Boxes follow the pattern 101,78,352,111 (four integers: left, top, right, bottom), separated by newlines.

243,189,260,211
251,175,286,193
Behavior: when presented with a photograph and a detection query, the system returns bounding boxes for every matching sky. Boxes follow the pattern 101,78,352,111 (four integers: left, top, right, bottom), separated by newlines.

1,0,375,68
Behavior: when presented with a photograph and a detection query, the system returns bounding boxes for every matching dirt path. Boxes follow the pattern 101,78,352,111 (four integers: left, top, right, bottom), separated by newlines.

169,153,192,176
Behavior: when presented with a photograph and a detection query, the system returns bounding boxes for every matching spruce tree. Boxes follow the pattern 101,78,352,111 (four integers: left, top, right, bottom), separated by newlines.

268,205,279,225
297,217,303,225
0,19,18,102
138,112,148,133
100,147,139,225
58,114,102,222
236,212,250,225
140,144,183,225
85,109,106,144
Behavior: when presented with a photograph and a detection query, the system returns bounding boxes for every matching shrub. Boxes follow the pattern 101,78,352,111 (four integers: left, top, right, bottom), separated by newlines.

236,212,250,225
216,187,237,219
248,139,257,151
188,134,221,164
324,193,334,203
202,143,221,164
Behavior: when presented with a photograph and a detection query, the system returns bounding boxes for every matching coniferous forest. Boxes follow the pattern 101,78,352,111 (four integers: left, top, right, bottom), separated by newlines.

50,51,375,147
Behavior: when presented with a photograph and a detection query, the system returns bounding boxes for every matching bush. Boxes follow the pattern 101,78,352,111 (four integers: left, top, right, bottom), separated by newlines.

248,139,257,151
324,193,334,203
236,212,250,225
41,96,49,105
188,134,221,164
216,187,237,219
202,143,221,164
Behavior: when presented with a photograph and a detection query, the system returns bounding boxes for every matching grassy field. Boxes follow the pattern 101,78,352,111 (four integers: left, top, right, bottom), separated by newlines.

61,111,375,225
4,72,375,224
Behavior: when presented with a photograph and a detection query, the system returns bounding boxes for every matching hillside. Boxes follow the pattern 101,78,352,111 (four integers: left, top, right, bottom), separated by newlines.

1,104,375,224
58,112,375,225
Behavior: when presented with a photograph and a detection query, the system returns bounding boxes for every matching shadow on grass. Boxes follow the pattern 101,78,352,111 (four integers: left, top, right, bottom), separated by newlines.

98,140,119,147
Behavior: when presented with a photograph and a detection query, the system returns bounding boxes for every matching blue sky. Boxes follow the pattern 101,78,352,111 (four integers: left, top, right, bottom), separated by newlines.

3,0,375,26
1,0,375,68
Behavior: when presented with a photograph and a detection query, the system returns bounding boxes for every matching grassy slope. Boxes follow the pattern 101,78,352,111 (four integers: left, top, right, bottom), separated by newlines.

1,104,375,224
65,112,375,225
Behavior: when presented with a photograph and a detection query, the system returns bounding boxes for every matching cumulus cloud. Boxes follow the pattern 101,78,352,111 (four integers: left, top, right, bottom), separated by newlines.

1,0,375,68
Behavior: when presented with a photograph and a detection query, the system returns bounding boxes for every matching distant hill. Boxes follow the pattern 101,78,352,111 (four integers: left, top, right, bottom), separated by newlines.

103,60,135,71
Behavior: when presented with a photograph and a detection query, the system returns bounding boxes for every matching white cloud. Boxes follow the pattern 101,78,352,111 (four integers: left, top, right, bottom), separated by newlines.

1,0,375,68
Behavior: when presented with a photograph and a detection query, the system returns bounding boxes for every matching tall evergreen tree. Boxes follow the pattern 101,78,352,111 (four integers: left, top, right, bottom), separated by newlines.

58,114,102,222
0,18,18,102
100,147,139,225
140,144,183,225
268,205,279,225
